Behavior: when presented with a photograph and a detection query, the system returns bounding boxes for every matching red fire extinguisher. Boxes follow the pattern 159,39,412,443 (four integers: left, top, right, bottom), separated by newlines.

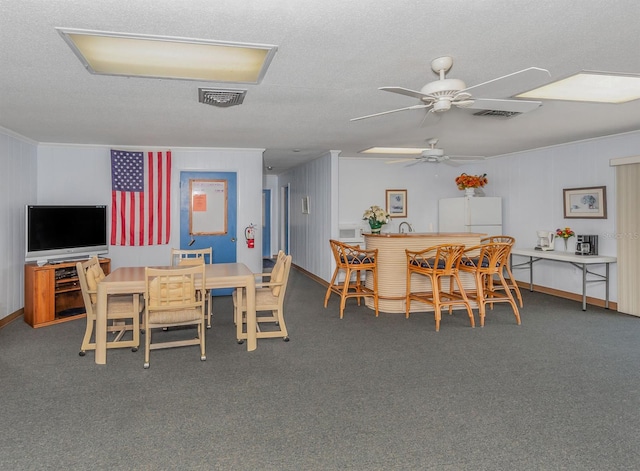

245,224,256,248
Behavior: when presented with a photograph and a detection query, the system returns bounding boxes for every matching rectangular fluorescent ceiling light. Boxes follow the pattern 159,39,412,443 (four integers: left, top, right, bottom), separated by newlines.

56,28,277,84
361,147,424,155
516,71,640,103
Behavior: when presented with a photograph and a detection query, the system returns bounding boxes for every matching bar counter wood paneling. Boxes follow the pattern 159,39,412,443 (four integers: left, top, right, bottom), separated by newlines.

363,232,484,314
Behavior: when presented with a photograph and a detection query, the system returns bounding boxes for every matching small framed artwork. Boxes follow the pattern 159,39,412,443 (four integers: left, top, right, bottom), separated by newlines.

302,195,310,214
563,186,607,219
386,189,407,218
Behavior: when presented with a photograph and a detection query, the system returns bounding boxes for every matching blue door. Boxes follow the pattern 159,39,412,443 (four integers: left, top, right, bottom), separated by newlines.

180,171,237,295
262,189,271,258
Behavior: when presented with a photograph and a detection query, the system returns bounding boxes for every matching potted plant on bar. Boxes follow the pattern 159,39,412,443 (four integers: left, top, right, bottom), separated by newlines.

363,205,390,234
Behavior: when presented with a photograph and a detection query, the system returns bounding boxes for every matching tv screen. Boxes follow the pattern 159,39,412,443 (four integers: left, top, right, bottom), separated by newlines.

26,205,108,263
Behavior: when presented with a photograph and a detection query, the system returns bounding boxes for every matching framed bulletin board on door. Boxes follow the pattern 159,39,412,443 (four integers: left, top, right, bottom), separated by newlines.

189,179,228,235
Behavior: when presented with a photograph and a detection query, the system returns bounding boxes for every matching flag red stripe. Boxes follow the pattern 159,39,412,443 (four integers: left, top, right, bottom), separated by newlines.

165,151,172,244
148,152,154,246
156,152,163,245
110,192,117,245
128,192,136,246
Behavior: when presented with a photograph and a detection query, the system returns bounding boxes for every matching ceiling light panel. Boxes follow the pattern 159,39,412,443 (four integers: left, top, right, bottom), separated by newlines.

57,28,278,84
361,147,424,155
516,71,640,103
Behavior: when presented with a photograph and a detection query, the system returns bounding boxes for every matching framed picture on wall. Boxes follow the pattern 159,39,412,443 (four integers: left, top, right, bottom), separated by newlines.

386,189,407,218
563,186,607,219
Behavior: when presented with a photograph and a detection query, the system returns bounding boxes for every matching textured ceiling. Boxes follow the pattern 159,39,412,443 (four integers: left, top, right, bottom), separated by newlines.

1,0,640,173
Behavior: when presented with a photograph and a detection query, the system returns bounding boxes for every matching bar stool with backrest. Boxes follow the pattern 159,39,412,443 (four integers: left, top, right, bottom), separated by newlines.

480,235,523,307
459,242,521,327
324,240,379,319
170,247,214,328
405,244,475,331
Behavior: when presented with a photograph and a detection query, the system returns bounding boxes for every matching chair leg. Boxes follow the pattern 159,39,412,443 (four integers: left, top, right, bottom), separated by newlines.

339,267,352,319
206,290,213,328
497,271,521,325
79,315,95,356
504,265,524,308
324,268,340,308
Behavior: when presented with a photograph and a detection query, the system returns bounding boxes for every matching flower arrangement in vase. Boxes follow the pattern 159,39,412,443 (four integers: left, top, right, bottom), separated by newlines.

455,173,488,197
556,227,575,251
362,205,390,234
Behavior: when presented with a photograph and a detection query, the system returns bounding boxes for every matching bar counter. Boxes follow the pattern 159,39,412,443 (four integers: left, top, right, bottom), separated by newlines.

364,232,484,313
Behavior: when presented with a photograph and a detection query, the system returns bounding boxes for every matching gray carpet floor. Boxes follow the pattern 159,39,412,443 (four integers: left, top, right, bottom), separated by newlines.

2,268,640,470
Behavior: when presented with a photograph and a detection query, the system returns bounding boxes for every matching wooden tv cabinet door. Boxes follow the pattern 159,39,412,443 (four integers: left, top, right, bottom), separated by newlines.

24,258,111,328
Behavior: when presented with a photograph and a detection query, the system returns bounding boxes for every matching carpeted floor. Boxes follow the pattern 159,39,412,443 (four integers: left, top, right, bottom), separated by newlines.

1,268,640,470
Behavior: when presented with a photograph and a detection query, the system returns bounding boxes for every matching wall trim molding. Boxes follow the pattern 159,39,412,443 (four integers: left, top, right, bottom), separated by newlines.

0,309,24,330
514,281,618,311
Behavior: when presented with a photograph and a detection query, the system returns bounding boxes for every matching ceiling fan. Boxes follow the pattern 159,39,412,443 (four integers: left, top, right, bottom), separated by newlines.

386,138,484,166
351,56,551,121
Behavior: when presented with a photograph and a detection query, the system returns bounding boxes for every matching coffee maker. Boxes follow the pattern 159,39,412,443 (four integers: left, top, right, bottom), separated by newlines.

575,235,598,255
536,230,555,251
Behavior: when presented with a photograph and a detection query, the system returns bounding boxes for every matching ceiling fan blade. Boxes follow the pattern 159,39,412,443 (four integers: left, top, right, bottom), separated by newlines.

442,159,463,167
405,159,429,167
350,104,430,121
385,157,419,164
379,86,432,101
461,67,551,99
448,155,486,161
465,98,542,113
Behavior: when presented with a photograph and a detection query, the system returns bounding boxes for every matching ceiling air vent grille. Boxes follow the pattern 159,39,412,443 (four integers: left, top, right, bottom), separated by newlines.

473,109,522,118
198,88,247,107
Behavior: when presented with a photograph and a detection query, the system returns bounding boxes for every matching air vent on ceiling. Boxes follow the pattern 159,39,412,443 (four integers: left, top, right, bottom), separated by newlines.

473,109,522,118
198,88,247,107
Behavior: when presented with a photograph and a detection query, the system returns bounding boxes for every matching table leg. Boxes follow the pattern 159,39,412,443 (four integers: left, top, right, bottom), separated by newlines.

528,256,534,292
582,263,587,311
95,283,107,364
236,287,244,341
245,276,257,352
605,263,610,309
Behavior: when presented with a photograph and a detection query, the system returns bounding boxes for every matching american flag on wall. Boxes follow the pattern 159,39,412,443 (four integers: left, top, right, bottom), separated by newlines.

110,149,171,246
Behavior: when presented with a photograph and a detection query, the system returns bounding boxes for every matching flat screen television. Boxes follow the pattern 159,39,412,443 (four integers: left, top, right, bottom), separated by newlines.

25,205,108,264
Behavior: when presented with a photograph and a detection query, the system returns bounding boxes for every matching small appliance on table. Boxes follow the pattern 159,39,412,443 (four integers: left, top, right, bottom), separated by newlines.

535,230,555,251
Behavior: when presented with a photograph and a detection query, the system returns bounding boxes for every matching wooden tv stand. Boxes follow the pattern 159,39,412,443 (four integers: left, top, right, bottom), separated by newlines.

24,258,111,328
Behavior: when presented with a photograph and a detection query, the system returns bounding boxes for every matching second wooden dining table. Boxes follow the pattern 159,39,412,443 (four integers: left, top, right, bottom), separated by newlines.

94,262,257,364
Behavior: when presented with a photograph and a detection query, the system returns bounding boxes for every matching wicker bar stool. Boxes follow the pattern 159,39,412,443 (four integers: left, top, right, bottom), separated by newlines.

405,244,475,332
459,242,521,327
324,239,379,319
480,235,523,308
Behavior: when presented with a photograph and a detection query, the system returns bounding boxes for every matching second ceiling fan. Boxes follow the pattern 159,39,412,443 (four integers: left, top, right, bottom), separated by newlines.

386,138,484,167
351,56,551,121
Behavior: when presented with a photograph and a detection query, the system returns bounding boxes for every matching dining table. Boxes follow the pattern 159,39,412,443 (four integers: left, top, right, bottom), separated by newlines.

94,262,257,364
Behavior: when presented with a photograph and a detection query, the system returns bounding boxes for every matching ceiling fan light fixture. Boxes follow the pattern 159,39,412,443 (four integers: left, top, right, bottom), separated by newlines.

516,71,640,103
420,78,466,98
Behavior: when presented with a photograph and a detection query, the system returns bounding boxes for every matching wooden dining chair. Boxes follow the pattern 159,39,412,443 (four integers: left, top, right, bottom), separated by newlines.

76,256,141,356
170,247,214,328
480,235,523,307
143,264,207,369
405,244,475,331
232,251,291,342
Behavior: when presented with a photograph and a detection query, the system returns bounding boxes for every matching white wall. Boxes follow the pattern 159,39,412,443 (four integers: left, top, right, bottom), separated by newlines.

277,152,337,281
339,157,461,234
0,127,37,321
36,145,264,274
